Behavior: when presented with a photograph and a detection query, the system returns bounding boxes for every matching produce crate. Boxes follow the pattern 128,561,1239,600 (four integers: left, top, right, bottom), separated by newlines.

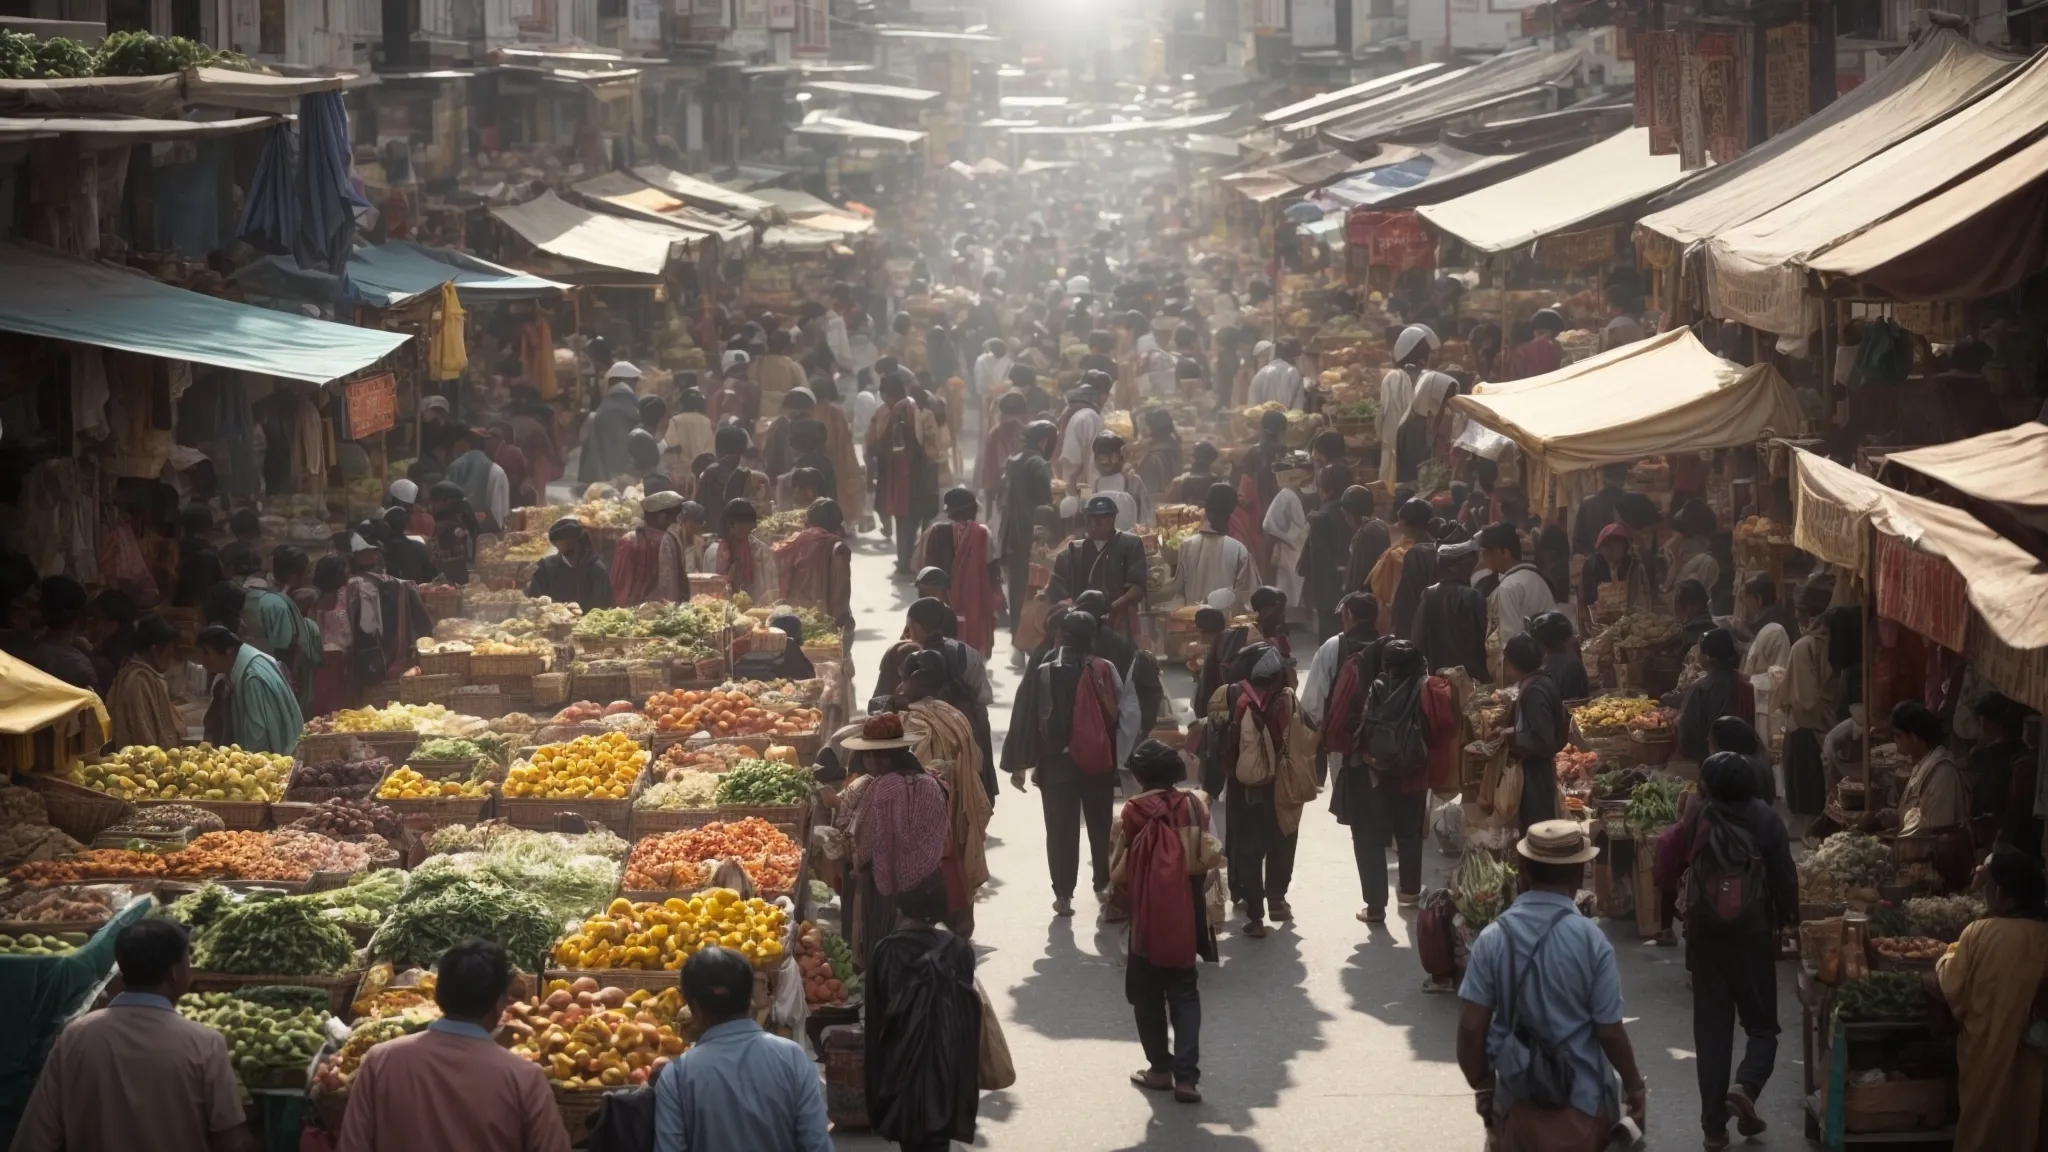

571,635,635,656
359,732,421,763
27,774,132,842
1843,1077,1951,1134
535,723,611,744
135,797,271,832
418,584,462,623
266,802,321,827
575,673,630,703
378,793,493,827
800,641,841,666
92,825,194,851
446,686,508,719
688,574,730,599
717,803,812,832
540,966,680,993
499,778,641,835
628,807,728,836
472,652,550,678
532,672,572,707
415,649,471,678
693,657,727,681
398,674,462,705
189,969,363,1020
293,732,362,764
1628,729,1676,767
627,667,667,699
553,1088,607,1145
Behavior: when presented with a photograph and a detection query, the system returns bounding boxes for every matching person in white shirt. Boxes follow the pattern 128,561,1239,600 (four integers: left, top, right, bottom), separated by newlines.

1090,433,1153,529
1057,381,1107,490
1121,312,1176,399
972,338,1012,404
1174,483,1257,612
1246,338,1305,409
1379,325,1457,493
1209,279,1241,332
1478,521,1557,644
1260,454,1312,612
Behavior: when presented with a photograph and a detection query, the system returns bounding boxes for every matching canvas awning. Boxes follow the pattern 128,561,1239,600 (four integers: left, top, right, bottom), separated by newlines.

1704,49,2048,335
1006,108,1239,136
1794,448,2048,652
796,114,926,147
746,187,877,233
1311,144,1524,210
488,190,689,278
183,67,354,112
629,164,772,218
1259,63,1447,125
1805,132,2048,300
1635,29,2017,251
1321,49,1581,146
760,225,843,253
0,649,106,739
1221,148,1364,202
803,79,941,103
235,242,565,308
1417,127,1686,253
0,242,407,383
571,172,754,248
1447,327,1804,478
1281,66,1475,135
0,113,276,142
1880,422,2048,561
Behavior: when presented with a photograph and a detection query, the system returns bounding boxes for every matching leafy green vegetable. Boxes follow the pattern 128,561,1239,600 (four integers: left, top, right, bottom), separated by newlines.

0,32,37,79
194,896,356,976
231,985,329,1011
159,883,236,935
413,736,487,761
715,759,812,806
1834,972,1924,1020
1625,777,1683,835
32,37,95,77
368,873,557,971
96,31,228,76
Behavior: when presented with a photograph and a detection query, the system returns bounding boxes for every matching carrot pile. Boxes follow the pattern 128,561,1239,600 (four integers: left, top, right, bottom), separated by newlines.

8,830,341,888
621,818,801,893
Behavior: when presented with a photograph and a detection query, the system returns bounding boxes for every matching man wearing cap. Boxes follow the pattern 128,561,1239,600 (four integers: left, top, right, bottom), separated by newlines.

578,376,644,486
526,518,613,611
705,499,777,603
1506,309,1568,380
1457,819,1647,1148
1046,494,1149,641
913,490,1002,659
1411,536,1491,682
1055,378,1107,490
1174,483,1257,615
1246,338,1304,409
611,493,684,607
1090,433,1153,530
1261,454,1313,618
1000,421,1058,641
385,479,436,541
419,394,454,462
644,493,694,604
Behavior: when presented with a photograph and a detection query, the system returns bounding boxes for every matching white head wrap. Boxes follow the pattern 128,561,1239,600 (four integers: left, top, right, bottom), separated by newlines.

641,491,686,514
1393,325,1438,363
605,360,643,381
1205,589,1236,612
1059,495,1081,520
720,350,750,373
388,479,418,504
1251,340,1275,366
348,533,378,553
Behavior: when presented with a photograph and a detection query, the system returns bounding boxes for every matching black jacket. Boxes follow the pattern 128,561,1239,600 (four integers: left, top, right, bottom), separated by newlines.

527,553,613,611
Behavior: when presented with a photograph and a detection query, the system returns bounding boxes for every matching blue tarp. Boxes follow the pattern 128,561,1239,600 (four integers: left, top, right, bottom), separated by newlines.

234,242,566,309
0,242,408,384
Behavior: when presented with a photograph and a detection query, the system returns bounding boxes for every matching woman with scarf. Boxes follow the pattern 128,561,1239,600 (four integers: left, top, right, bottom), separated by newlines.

107,613,184,750
1111,739,1217,1104
577,381,643,485
774,498,853,645
1377,326,1456,493
898,650,992,936
703,498,777,602
1934,846,2048,1152
1580,522,1652,628
839,713,951,968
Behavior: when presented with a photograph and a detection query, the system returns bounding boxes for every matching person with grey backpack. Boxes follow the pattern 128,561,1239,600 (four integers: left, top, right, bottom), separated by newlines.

1455,821,1649,1150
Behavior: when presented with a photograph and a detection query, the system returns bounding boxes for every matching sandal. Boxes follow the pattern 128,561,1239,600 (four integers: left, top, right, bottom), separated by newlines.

1240,921,1269,938
1360,906,1386,924
1130,1070,1173,1092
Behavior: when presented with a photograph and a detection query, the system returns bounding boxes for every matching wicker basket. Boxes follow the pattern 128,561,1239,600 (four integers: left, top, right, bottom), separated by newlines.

138,799,269,834
499,788,638,834
378,793,493,826
446,686,507,719
534,723,611,745
541,967,681,992
188,969,363,1019
575,672,631,703
628,806,728,836
294,732,362,763
1843,1077,1951,1133
398,674,462,705
554,1088,608,1143
1628,728,1676,767
472,652,550,678
404,756,483,781
92,825,194,851
532,672,572,707
360,732,421,763
694,658,727,681
415,649,471,679
717,803,811,831
800,641,841,665
418,585,462,622
28,775,132,842
628,667,667,699
689,574,730,599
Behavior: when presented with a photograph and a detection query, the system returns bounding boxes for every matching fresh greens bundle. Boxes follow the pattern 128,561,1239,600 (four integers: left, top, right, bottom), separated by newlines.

179,992,327,1087
369,873,557,970
1624,778,1684,835
1834,972,1924,1021
715,759,812,807
194,897,356,976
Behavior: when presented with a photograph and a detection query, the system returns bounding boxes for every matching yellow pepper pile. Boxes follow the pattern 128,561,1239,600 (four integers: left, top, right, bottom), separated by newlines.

377,767,489,799
503,732,647,799
554,892,787,971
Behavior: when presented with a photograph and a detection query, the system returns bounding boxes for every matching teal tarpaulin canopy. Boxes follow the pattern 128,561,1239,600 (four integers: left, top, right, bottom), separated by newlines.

234,241,566,309
0,242,408,384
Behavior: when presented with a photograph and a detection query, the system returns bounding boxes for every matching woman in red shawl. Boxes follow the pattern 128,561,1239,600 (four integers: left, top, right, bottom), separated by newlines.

912,488,1002,658
611,492,684,607
774,498,853,643
1110,739,1217,1103
808,376,866,527
867,371,932,575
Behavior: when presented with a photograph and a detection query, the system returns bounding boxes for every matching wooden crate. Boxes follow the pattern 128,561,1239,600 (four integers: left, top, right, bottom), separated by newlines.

398,674,461,705
359,732,421,763
499,790,637,835
135,797,270,832
541,967,680,993
415,649,471,679
189,969,363,1020
379,793,493,827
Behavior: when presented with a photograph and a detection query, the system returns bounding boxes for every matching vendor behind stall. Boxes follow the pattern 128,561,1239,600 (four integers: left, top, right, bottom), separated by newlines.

526,518,613,611
1893,700,1972,888
1934,846,2048,1152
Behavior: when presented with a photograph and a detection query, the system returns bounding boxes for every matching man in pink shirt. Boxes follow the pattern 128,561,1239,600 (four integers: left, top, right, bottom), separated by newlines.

338,940,568,1152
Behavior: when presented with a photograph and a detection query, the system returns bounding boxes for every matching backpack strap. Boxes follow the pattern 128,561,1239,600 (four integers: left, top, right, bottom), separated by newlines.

1501,906,1578,1042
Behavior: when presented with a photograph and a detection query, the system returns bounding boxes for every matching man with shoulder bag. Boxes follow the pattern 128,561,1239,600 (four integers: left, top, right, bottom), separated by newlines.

1200,643,1316,939
1457,821,1649,1151
1338,640,1432,924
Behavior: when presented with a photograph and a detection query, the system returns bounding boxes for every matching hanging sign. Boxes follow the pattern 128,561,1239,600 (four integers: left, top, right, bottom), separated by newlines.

346,373,398,438
1764,22,1809,139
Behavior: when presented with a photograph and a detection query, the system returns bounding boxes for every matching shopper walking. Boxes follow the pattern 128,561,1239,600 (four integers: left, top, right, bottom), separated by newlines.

1499,634,1567,834
1456,820,1649,1149
865,873,982,1152
1340,640,1432,923
1201,643,1312,938
654,946,832,1152
1112,740,1217,1103
1935,846,2048,1152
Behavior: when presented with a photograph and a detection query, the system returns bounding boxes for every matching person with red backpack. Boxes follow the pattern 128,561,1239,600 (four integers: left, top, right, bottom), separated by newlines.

1301,592,1384,787
1661,750,1797,1150
1338,640,1434,923
1008,610,1140,918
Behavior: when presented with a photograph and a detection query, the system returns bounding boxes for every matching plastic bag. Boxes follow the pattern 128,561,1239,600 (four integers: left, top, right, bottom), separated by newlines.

768,952,805,1029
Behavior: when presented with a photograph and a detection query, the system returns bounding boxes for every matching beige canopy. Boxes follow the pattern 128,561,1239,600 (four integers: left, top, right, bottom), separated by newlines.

488,191,688,278
1417,127,1685,253
1447,328,1804,477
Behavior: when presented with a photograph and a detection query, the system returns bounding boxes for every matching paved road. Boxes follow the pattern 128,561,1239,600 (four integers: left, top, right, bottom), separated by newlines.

829,531,1810,1152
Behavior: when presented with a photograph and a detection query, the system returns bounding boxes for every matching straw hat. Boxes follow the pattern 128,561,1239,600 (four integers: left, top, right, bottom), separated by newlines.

1517,819,1599,866
841,713,919,751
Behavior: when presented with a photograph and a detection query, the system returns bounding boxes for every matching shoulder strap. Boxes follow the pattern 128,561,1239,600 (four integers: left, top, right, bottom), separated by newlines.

1502,906,1580,1040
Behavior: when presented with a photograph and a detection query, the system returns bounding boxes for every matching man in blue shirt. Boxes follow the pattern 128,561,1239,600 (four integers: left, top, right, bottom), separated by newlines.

656,947,831,1152
1456,820,1648,1149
